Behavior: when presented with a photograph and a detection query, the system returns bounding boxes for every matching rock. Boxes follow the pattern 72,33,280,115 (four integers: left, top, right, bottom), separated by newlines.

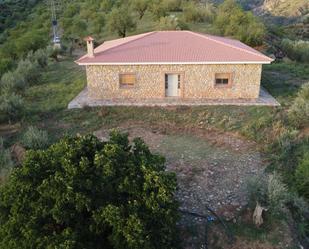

10,143,26,165
253,202,267,227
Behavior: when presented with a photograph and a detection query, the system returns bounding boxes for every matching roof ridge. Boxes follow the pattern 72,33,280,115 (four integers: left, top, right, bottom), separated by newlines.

186,31,272,61
94,31,157,56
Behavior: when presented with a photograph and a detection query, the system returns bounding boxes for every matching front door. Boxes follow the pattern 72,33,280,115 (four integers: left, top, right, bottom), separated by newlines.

166,74,179,97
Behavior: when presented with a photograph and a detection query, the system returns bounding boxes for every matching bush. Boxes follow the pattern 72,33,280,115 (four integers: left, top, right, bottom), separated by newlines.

0,132,179,248
214,0,265,46
182,2,215,23
21,126,49,150
0,71,26,92
157,16,180,30
149,0,169,19
0,58,14,78
267,128,299,169
288,82,309,128
281,39,309,63
0,93,24,122
295,152,309,200
15,59,40,85
0,137,14,183
247,172,288,217
46,45,61,60
28,49,48,68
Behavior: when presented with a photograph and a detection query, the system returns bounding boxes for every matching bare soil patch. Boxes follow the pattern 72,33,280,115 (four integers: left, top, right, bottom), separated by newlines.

95,123,272,248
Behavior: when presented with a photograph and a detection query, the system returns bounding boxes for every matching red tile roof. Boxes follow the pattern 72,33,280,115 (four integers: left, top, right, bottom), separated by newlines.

76,31,273,65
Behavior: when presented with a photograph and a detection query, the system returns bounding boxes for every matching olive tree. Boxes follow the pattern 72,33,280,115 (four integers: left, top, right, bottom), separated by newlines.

107,6,136,37
0,131,180,249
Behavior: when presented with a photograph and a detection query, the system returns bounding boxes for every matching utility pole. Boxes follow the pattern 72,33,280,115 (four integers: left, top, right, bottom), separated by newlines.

48,0,61,48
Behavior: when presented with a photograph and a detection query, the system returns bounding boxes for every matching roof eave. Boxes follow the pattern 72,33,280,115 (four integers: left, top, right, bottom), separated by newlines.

76,60,273,66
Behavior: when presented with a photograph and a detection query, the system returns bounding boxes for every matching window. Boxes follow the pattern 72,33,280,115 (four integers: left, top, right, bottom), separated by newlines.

178,75,180,89
165,74,168,89
119,73,136,87
215,73,231,86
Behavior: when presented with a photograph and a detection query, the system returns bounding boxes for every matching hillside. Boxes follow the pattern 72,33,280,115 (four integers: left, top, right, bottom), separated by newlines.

254,0,309,18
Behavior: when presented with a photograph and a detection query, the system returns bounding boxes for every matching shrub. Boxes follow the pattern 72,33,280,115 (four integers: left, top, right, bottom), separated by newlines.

0,137,14,183
0,58,14,78
214,0,265,46
0,93,24,122
157,16,180,30
286,193,309,239
0,71,26,92
15,59,40,85
149,0,169,19
182,2,215,23
21,126,49,150
281,39,309,63
247,172,288,216
0,132,179,248
29,49,48,68
46,45,61,61
288,82,309,128
165,0,182,11
295,152,309,200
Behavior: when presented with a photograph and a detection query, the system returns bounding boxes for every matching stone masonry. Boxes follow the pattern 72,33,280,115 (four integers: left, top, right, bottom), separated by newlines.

86,64,263,100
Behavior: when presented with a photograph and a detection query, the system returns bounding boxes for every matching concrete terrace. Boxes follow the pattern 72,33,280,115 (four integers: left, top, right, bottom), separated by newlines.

68,87,280,109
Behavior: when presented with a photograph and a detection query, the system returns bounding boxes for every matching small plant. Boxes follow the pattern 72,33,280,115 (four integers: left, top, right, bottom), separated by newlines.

21,126,49,150
288,82,309,128
0,93,24,123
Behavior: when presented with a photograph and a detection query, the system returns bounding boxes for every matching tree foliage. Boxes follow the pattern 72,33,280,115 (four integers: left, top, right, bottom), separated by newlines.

182,1,215,23
107,6,137,37
214,0,265,46
132,0,150,19
0,132,179,249
281,39,309,63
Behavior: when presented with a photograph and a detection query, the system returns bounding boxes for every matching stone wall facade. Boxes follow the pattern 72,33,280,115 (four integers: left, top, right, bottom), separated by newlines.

85,64,263,100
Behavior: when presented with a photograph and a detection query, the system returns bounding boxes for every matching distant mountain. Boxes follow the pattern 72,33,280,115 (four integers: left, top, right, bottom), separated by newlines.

211,0,309,25
253,0,309,18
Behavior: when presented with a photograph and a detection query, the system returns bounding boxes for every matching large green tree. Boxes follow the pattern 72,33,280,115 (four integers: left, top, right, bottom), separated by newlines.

0,132,179,249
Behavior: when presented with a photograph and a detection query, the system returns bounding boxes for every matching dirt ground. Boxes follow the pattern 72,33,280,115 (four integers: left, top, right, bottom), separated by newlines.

94,122,291,249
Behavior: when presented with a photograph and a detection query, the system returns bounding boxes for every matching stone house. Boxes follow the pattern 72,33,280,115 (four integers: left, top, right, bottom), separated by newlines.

75,31,273,102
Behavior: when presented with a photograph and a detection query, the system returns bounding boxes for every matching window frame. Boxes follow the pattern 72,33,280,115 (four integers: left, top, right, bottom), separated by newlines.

214,73,233,88
119,73,136,88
